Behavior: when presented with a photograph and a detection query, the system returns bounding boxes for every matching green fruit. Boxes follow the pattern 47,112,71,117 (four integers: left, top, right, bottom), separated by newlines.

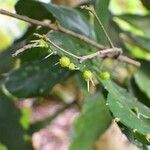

59,56,70,67
47,48,52,53
83,70,92,81
146,134,150,142
39,39,48,48
99,71,110,80
68,63,76,70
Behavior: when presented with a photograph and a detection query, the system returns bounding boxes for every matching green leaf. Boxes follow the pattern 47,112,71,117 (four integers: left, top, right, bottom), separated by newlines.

15,0,95,39
0,48,15,75
70,93,112,150
15,0,53,21
0,41,23,75
94,0,110,44
140,0,150,10
20,107,31,130
0,144,8,150
124,42,149,59
0,90,32,150
43,4,95,39
134,132,150,145
4,55,70,98
0,26,36,75
126,33,150,52
134,61,150,99
129,78,150,107
101,80,150,135
117,14,150,38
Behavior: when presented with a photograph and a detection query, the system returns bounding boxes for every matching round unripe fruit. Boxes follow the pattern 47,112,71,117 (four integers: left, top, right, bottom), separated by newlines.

146,134,150,142
83,70,92,81
99,71,110,80
68,63,76,70
59,56,70,67
39,39,48,48
47,48,52,53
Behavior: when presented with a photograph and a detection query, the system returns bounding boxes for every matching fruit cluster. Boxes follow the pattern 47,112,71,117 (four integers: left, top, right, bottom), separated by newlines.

59,56,76,70
59,56,110,80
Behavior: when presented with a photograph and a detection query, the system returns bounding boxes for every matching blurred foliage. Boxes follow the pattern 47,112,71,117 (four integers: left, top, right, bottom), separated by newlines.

110,0,148,14
0,0,150,149
0,90,32,150
0,29,12,51
0,0,28,51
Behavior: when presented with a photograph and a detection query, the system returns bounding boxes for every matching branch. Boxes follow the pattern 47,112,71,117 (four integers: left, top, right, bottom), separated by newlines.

0,9,140,66
0,9,57,30
118,55,141,67
80,48,122,62
12,43,38,57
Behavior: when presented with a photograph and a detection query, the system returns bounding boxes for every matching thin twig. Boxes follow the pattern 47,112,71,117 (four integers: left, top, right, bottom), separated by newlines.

12,43,38,57
0,9,57,30
43,52,55,60
81,6,114,48
80,48,122,62
118,55,141,67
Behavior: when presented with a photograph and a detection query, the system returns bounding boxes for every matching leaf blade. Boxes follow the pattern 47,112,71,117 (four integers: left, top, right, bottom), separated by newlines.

70,93,112,150
101,80,150,135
